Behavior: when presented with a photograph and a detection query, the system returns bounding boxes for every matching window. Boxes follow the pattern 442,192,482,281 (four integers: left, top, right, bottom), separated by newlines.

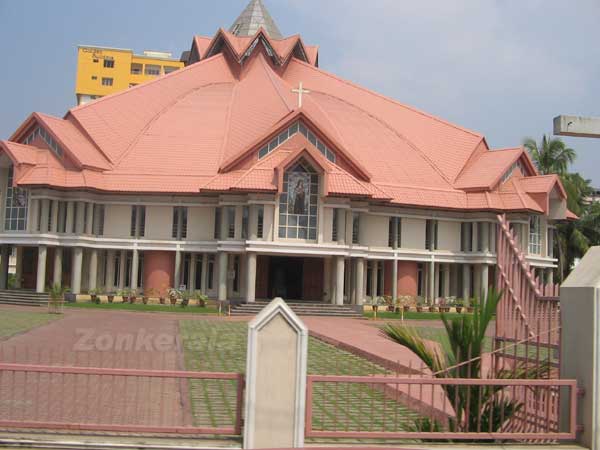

57,201,67,233
91,76,97,80
130,63,142,75
529,215,541,255
93,58,99,63
47,200,54,232
163,66,178,74
214,207,221,239
426,219,438,250
4,167,28,232
233,255,240,292
257,205,264,239
22,126,64,158
278,160,318,240
352,212,360,244
72,202,78,233
130,205,146,237
207,255,215,290
332,209,338,241
501,159,527,184
101,77,113,86
461,222,473,252
194,257,203,290
172,206,188,239
92,204,105,236
241,206,249,239
83,203,89,234
417,263,424,297
257,121,336,163
226,207,236,239
144,64,161,76
103,59,114,68
388,217,402,248
114,254,121,288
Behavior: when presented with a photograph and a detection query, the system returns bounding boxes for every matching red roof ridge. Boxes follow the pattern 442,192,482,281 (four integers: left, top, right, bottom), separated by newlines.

490,146,523,152
288,57,483,140
69,52,228,115
259,54,295,112
217,80,240,169
374,181,462,194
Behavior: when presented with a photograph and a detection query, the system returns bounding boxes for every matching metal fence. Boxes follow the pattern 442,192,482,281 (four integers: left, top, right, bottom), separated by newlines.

0,362,244,435
305,374,578,441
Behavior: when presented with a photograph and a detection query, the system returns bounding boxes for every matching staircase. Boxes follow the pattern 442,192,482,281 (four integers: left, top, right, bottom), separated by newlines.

0,289,49,307
230,301,363,318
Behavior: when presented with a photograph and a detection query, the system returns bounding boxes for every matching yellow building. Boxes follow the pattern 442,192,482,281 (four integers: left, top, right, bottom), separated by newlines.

75,46,184,105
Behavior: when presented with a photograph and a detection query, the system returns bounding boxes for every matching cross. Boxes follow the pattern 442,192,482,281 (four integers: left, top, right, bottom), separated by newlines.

292,81,310,108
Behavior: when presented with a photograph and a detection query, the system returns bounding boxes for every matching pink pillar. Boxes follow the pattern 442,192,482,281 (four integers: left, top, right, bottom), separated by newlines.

143,251,174,297
397,261,418,296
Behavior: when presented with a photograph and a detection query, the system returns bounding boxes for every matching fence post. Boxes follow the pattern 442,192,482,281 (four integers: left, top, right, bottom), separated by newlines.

243,298,308,449
560,246,600,449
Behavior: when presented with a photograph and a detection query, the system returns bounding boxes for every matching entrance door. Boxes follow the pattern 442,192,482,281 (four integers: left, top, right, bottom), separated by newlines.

268,257,303,300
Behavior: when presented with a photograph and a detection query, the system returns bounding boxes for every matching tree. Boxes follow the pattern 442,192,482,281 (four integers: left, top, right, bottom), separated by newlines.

381,289,546,436
523,135,575,176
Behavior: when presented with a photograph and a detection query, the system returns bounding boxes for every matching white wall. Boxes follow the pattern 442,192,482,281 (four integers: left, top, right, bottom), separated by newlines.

187,207,215,240
145,206,172,240
438,220,461,252
360,214,388,247
103,204,131,238
401,217,426,250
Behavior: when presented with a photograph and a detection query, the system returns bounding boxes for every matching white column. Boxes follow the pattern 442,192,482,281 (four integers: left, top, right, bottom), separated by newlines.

0,246,9,289
330,259,337,304
428,259,435,303
249,205,258,240
76,201,85,234
174,250,182,288
473,264,482,301
481,222,490,253
481,264,489,303
345,210,353,245
392,260,398,300
336,209,346,245
106,250,115,291
89,249,98,291
53,247,63,287
189,253,197,291
371,261,378,298
71,247,83,294
36,245,47,293
65,201,74,234
201,253,208,293
14,247,23,288
472,222,479,252
130,248,139,291
27,199,39,232
323,257,331,303
443,263,451,297
118,250,126,290
349,259,357,304
355,258,365,305
85,202,94,234
490,223,497,254
246,252,257,303
218,252,228,301
434,263,440,300
40,199,50,233
335,255,344,305
263,204,274,241
462,264,471,301
51,201,59,233
234,205,243,240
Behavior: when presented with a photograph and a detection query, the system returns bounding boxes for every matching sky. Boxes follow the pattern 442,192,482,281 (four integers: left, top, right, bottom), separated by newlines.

0,0,599,184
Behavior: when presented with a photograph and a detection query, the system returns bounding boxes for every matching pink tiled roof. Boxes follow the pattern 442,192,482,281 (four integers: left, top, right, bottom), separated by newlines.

0,29,568,217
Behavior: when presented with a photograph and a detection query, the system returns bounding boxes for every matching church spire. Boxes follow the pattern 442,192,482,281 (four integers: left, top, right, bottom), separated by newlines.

229,0,283,40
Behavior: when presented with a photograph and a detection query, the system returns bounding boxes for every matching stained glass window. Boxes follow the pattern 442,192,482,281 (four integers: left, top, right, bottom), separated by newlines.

278,160,318,240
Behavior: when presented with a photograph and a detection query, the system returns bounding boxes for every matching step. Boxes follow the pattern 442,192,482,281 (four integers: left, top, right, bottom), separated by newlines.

0,289,49,307
230,301,362,318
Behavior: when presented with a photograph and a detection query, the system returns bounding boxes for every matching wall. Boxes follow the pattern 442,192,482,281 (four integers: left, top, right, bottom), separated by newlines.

143,250,174,296
398,261,419,296
401,218,426,250
438,220,461,252
360,214,388,247
322,207,334,243
145,206,172,240
103,204,131,237
187,207,215,240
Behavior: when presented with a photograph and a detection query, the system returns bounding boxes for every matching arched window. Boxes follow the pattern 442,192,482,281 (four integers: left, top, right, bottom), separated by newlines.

278,160,319,240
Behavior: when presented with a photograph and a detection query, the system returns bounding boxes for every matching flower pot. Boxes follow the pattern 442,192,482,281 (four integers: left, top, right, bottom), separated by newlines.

129,296,136,304
388,305,395,312
440,307,450,313
428,306,438,313
170,298,177,306
197,299,206,307
467,307,474,313
107,295,114,303
142,297,149,305
91,294,99,304
416,306,423,313
403,306,410,312
159,297,165,305
456,306,463,313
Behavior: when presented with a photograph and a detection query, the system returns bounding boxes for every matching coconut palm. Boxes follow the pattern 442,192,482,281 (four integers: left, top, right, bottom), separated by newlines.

381,289,547,436
523,135,575,176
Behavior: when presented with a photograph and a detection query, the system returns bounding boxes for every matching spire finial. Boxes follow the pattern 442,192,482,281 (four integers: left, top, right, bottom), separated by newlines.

229,0,283,39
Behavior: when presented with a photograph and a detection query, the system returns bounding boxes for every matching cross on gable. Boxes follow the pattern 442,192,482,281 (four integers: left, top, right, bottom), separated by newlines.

291,81,310,109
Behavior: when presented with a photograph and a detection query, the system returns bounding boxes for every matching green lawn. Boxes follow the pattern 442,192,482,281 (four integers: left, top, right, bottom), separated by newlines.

179,320,421,435
65,302,218,314
0,310,59,340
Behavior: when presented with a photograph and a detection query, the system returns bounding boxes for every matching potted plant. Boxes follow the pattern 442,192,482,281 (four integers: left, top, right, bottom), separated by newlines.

467,298,477,313
428,302,438,313
167,287,181,306
47,283,68,314
143,288,155,305
383,295,394,312
89,288,100,304
107,291,115,303
439,297,453,313
117,289,127,303
401,296,411,313
180,290,191,307
194,291,208,307
159,284,167,304
129,288,138,304
416,298,424,313
455,300,464,314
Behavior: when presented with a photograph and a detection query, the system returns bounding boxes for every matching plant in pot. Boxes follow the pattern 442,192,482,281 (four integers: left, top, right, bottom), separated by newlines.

180,290,191,308
455,300,464,314
415,297,424,313
128,288,138,304
167,287,181,306
401,296,412,312
159,284,167,305
143,288,155,305
107,291,115,303
194,291,208,307
47,283,68,314
383,295,394,312
439,297,453,313
428,300,438,313
117,289,127,303
467,298,477,313
89,288,101,304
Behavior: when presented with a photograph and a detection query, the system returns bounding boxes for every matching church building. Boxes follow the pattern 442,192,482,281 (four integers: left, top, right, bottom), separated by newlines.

0,0,571,306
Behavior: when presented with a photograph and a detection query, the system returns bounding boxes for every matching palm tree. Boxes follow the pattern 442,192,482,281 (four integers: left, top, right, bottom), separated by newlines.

523,135,575,176
381,289,547,436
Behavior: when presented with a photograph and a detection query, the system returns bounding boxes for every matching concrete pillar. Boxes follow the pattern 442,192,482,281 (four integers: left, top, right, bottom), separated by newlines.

76,201,85,234
323,257,331,303
434,263,440,300
118,249,126,290
392,259,398,300
263,204,274,241
40,199,50,233
246,252,257,303
234,205,243,240
443,264,451,297
27,199,39,232
428,259,435,303
345,210,353,245
106,250,115,291
85,202,94,234
201,253,208,293
481,222,490,253
371,260,378,298
473,264,482,301
481,264,489,303
189,253,197,291
249,205,258,240
65,201,74,234
53,247,63,287
546,268,554,287
71,247,83,294
51,201,59,233
130,248,139,291
462,264,471,301
336,208,346,244
349,259,357,304
330,258,337,305
355,258,365,305
218,252,228,301
220,208,229,240
174,250,182,288
559,247,600,449
89,249,98,291
335,255,344,305
490,223,497,254
472,222,479,252
36,245,47,293
0,246,10,289
14,247,23,288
